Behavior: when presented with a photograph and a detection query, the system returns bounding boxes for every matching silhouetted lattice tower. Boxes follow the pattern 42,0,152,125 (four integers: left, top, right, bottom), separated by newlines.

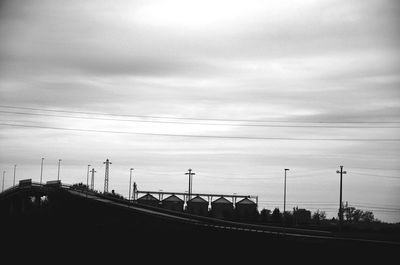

90,168,96,190
103,159,112,193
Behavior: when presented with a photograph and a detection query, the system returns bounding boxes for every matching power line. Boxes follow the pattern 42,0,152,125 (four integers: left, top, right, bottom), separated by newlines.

2,110,400,129
351,172,400,179
1,122,400,141
1,104,400,124
257,201,400,212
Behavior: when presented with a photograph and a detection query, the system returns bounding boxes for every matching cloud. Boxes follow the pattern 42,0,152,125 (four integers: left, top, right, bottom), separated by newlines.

1,0,400,222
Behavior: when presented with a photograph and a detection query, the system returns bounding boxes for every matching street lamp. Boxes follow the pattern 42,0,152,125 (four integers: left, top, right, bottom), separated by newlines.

284,168,290,213
129,168,134,201
13,164,17,186
86,164,91,188
2,171,5,192
57,159,62,181
40,158,44,184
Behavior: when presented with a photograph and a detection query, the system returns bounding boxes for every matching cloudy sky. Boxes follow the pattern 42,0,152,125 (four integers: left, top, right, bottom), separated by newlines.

0,0,399,222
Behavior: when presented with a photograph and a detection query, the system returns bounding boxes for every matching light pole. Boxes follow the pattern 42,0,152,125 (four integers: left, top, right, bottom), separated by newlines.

129,168,134,201
86,164,91,188
2,171,5,192
284,168,289,213
40,158,44,184
13,164,17,186
57,159,62,181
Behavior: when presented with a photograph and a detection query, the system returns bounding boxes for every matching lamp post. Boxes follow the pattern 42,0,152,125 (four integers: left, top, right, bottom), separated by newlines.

2,171,5,192
13,164,16,186
284,168,289,213
129,168,134,201
57,159,62,181
86,164,91,188
40,158,44,184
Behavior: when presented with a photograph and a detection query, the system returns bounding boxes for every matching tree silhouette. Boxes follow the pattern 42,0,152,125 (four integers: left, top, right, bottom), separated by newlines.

259,208,271,223
271,208,282,224
312,210,326,225
343,202,375,223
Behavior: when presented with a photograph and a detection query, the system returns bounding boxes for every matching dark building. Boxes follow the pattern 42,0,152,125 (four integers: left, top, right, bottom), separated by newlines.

186,196,208,216
137,193,160,207
293,208,311,224
235,197,258,220
211,197,233,219
162,194,184,212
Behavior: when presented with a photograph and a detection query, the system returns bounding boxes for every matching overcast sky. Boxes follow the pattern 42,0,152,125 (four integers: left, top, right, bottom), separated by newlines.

0,0,399,222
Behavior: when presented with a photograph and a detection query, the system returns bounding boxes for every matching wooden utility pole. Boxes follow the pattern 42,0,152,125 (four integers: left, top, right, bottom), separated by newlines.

284,168,289,213
336,165,347,231
185,169,195,200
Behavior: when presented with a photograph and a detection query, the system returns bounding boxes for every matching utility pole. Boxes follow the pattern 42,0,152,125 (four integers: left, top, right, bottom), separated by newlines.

284,168,289,213
57,159,62,181
90,168,96,190
13,164,16,186
40,158,44,184
2,171,5,192
336,165,347,231
86,164,91,188
129,168,134,201
185,168,195,200
103,159,112,193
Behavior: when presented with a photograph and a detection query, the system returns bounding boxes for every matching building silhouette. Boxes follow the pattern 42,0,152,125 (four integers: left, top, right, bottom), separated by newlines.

211,197,233,219
137,193,160,207
162,194,184,212
186,195,208,216
235,197,258,220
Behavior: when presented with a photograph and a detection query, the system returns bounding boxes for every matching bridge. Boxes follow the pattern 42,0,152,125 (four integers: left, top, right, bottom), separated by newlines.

0,179,399,257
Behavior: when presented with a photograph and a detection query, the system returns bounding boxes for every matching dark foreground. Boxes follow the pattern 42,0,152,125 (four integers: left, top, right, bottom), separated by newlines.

1,189,398,262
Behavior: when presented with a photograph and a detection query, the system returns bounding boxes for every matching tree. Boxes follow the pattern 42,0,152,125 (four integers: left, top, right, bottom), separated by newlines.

312,210,326,225
271,208,282,224
259,208,271,223
360,211,375,223
343,202,375,223
344,204,356,223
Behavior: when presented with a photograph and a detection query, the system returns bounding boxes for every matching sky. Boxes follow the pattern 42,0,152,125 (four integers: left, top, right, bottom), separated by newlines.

0,0,399,222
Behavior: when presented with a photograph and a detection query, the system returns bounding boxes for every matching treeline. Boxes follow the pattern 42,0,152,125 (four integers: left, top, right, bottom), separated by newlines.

257,204,378,227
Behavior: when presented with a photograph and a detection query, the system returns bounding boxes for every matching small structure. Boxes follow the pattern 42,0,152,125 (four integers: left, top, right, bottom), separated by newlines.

235,197,258,220
137,193,160,207
19,179,32,187
162,194,184,212
293,208,311,224
211,197,233,219
45,180,61,188
187,195,208,216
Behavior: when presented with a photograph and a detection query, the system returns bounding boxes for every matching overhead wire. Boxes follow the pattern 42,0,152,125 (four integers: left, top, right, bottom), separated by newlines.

1,109,400,129
1,122,400,141
1,104,400,124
